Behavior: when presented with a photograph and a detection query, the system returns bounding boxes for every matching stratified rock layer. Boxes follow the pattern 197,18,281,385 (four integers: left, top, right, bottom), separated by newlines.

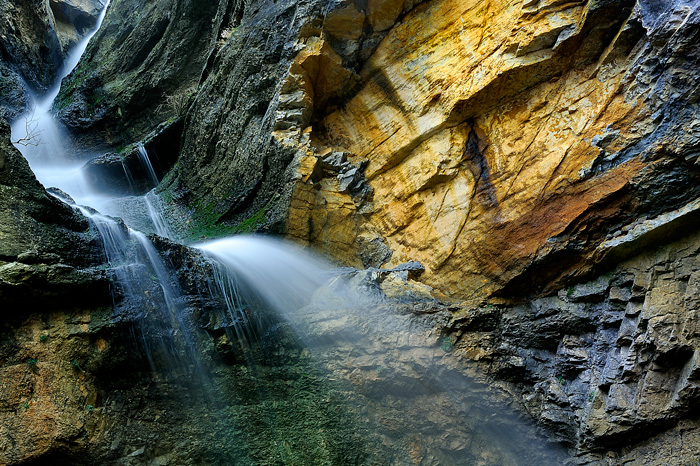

284,0,700,304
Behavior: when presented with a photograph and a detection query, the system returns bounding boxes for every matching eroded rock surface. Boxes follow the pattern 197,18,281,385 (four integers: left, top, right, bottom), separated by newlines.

445,223,700,464
284,0,700,304
54,0,221,151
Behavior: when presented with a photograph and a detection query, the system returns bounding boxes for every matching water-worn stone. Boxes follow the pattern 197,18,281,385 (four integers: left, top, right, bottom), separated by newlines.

0,117,107,309
54,0,221,151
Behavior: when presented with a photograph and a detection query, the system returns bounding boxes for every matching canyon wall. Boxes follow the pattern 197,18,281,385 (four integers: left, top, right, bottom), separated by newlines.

0,0,106,118
3,0,700,464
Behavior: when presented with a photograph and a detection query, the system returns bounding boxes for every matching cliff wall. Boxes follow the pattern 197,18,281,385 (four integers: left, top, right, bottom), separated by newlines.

6,0,700,464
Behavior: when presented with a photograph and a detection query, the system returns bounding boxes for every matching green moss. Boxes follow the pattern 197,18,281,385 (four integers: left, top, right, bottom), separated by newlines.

221,324,371,466
53,60,92,111
231,202,271,234
183,200,273,243
440,337,454,352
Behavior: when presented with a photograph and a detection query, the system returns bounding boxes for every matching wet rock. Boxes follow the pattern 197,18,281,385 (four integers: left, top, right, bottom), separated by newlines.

54,0,220,152
83,118,183,196
447,225,700,463
50,0,107,53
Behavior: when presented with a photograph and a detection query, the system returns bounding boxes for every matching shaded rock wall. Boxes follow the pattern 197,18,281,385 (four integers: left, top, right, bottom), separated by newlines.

0,0,105,118
0,111,113,464
447,218,700,464
0,118,106,307
54,0,223,151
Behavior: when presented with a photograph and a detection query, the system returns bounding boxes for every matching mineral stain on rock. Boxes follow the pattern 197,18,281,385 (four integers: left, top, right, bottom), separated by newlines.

2,0,700,464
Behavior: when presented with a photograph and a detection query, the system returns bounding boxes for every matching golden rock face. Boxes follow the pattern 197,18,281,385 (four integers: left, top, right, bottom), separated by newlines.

282,0,686,302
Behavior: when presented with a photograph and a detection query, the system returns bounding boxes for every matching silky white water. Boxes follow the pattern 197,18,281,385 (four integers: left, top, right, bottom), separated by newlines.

6,5,570,464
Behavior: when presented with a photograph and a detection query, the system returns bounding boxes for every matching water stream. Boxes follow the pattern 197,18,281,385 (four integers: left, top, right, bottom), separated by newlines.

8,5,570,464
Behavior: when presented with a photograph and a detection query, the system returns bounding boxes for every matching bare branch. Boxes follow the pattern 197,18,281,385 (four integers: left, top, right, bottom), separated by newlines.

12,110,43,147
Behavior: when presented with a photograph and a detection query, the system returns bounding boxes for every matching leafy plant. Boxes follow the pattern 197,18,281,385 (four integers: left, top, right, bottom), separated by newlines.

71,359,81,371
85,404,95,412
39,334,48,343
26,358,38,366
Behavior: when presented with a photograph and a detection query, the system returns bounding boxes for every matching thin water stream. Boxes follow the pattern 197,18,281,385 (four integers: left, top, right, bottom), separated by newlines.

8,5,570,464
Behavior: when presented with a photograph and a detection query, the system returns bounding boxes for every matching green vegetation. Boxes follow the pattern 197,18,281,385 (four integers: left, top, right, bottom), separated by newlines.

71,359,81,371
160,87,196,117
184,200,272,243
26,358,38,366
39,334,48,343
231,203,271,234
85,404,95,412
222,324,371,466
53,60,92,111
440,337,454,352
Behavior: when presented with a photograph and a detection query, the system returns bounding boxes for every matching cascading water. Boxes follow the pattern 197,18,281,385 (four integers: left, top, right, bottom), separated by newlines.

9,1,191,374
7,4,571,464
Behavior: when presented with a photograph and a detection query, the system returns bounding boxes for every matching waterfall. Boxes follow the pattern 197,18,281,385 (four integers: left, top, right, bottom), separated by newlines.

8,0,198,377
136,142,160,188
6,4,570,464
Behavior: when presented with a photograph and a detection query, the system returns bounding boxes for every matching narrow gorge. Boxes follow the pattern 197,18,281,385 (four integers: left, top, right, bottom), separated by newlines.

1,0,700,464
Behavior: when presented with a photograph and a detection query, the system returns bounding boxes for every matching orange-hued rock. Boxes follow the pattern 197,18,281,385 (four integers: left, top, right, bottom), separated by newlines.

0,312,104,465
367,0,404,31
324,3,365,40
283,0,669,301
276,36,359,131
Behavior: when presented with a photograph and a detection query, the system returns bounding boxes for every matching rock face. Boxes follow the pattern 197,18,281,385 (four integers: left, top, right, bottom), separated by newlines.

12,0,700,464
0,114,111,463
447,221,700,464
50,0,108,54
0,118,106,306
54,0,222,151
284,0,700,303
134,0,700,309
0,0,106,118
